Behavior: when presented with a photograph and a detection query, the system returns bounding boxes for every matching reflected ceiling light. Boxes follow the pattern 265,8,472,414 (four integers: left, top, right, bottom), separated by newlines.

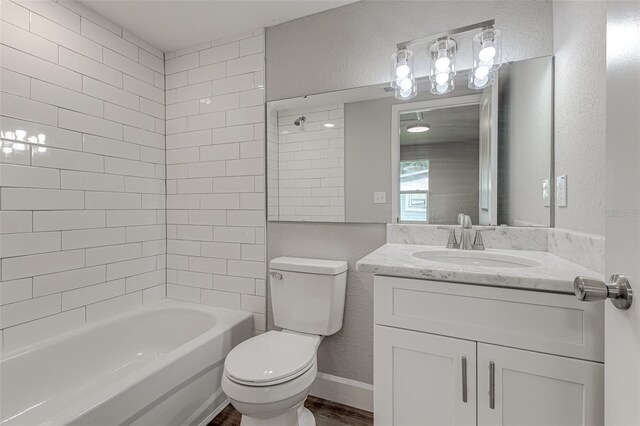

391,48,417,100
407,124,430,133
429,36,457,95
14,129,26,141
323,123,335,128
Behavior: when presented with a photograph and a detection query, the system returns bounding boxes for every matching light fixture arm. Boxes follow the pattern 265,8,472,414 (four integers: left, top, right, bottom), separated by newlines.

396,19,495,50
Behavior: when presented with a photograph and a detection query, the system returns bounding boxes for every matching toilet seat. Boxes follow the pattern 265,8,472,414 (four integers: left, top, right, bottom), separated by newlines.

224,331,316,386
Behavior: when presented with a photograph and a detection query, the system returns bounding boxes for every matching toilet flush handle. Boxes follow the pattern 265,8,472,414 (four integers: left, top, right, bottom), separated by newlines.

270,272,283,280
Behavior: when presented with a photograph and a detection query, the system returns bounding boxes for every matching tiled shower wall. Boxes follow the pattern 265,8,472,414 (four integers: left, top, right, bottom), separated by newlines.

276,105,345,222
164,31,266,333
0,0,166,349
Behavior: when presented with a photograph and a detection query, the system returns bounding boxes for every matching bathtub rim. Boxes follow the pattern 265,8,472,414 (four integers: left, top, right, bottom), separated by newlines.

1,299,253,426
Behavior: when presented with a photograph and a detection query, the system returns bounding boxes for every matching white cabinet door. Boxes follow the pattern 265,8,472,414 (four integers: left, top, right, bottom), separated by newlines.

374,325,476,426
477,343,604,426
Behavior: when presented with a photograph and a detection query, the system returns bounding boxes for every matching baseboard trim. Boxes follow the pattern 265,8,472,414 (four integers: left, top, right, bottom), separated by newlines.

309,372,373,412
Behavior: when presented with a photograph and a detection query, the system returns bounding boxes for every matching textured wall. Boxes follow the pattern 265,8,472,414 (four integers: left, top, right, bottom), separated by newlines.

266,1,553,101
0,0,166,350
267,222,385,384
163,30,267,333
266,0,554,385
553,0,606,235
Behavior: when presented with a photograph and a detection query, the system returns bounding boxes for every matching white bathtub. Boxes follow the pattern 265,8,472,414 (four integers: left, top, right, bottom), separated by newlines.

0,299,253,426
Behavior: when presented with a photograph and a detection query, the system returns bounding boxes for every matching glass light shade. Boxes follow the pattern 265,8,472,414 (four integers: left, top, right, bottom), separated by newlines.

430,79,455,95
468,70,496,89
473,27,502,72
429,36,457,88
390,48,414,89
395,77,417,100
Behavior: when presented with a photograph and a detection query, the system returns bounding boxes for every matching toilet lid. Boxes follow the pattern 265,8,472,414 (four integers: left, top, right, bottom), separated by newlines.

225,331,316,385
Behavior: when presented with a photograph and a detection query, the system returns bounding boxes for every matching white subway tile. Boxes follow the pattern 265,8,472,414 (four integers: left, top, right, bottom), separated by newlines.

1,164,60,189
1,93,57,126
177,178,212,194
1,68,30,98
138,49,164,73
175,270,213,289
106,210,156,227
212,73,254,96
81,17,138,60
0,211,32,234
83,76,139,111
200,242,241,259
62,279,125,310
124,176,164,194
166,130,211,149
187,62,226,85
199,143,239,161
200,193,239,209
166,52,199,74
227,105,264,126
226,158,264,176
16,0,80,31
106,256,156,280
212,176,255,193
139,98,164,119
30,12,102,61
127,224,165,242
60,47,123,88
1,0,30,30
1,188,84,211
122,29,162,59
166,71,187,90
0,231,60,257
123,126,164,149
188,210,226,226
167,283,199,303
32,145,105,173
241,294,265,314
103,48,154,84
125,269,164,293
86,243,142,266
213,226,254,243
189,256,225,274
187,111,225,132
59,109,123,140
86,291,142,322
166,100,199,119
2,307,85,351
58,0,122,35
61,227,124,250
239,35,264,56
0,293,61,329
0,278,32,305
123,75,164,103
167,239,200,256
104,157,157,178
82,134,140,160
104,103,155,132
200,42,239,65
1,45,82,91
142,284,165,304
201,289,240,309
166,147,199,164
0,116,83,151
226,53,264,77
200,92,240,114
32,210,105,233
188,161,226,178
228,260,265,279
175,82,212,103
2,20,58,63
210,124,254,144
213,275,254,294
85,191,141,210
32,79,104,117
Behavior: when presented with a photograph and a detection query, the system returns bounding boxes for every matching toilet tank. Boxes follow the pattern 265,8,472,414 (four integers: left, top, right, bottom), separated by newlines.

269,257,347,336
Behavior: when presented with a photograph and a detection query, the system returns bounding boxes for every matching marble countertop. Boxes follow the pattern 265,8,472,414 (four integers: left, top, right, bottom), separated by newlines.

356,244,603,294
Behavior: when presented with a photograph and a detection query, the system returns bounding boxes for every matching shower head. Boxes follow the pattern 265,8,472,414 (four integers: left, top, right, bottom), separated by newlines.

294,116,306,126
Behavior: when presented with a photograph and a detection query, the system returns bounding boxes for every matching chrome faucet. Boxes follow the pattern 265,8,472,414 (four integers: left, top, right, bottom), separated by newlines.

437,213,495,250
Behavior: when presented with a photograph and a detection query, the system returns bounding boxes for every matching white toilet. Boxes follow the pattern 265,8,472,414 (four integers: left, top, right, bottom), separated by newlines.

221,257,348,426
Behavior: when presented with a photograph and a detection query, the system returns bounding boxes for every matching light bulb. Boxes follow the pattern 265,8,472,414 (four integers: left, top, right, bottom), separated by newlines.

38,133,46,143
435,72,449,85
474,66,490,79
399,77,413,91
474,76,489,87
436,83,450,94
396,63,410,79
399,89,413,99
15,129,26,140
479,45,496,62
435,56,450,72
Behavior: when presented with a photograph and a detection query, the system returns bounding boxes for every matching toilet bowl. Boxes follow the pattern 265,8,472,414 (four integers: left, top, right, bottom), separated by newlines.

221,330,321,426
221,257,348,426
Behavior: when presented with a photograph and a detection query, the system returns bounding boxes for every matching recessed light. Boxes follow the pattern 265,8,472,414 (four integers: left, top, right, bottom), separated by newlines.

324,123,335,128
407,125,430,133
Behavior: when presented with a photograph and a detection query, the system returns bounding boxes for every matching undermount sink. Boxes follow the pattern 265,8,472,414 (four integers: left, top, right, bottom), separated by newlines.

412,250,541,268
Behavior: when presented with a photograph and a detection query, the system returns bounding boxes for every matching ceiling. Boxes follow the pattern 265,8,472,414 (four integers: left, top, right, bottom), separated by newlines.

400,104,480,146
79,0,357,53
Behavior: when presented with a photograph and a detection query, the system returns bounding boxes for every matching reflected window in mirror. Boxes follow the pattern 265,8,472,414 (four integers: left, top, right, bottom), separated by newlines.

399,160,429,222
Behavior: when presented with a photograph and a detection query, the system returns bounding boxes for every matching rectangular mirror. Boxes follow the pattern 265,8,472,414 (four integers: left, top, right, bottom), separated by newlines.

267,56,553,226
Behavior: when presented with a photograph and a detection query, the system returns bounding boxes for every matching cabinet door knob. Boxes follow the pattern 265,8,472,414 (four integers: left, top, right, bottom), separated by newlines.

573,274,633,310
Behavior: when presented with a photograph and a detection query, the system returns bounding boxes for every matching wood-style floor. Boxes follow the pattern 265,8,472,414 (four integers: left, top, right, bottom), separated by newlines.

208,396,373,426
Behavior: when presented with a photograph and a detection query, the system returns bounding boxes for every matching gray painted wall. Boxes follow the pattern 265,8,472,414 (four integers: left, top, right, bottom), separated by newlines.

267,222,385,384
265,0,556,385
553,1,606,235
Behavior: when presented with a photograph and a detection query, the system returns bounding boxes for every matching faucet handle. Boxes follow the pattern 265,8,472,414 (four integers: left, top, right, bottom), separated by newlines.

472,227,495,250
437,226,459,249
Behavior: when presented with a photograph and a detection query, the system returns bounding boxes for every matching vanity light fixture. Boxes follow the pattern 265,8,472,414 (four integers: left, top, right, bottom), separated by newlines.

429,36,457,95
390,48,417,100
407,124,430,133
389,20,502,98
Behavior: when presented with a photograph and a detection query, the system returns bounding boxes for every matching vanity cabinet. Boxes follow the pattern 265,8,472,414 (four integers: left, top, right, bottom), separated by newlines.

373,276,604,426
